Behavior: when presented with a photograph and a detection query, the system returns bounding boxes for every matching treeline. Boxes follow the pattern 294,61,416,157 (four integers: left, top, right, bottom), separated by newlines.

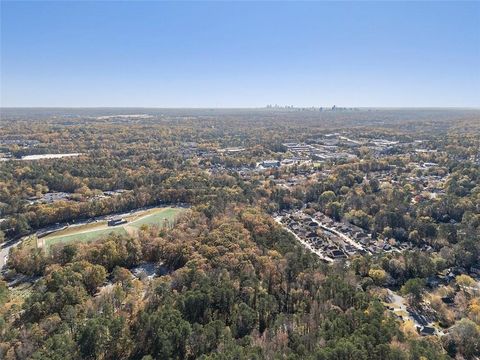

0,161,261,238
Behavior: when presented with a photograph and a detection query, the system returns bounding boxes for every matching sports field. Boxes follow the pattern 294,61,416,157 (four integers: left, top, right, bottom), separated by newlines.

44,227,128,251
130,207,181,229
40,207,184,252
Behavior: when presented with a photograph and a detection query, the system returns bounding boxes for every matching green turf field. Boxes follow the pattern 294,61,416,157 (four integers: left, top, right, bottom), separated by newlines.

42,207,184,252
130,207,183,229
45,227,127,251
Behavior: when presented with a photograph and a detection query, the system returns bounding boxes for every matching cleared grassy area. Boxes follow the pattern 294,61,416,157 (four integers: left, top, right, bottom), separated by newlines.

45,227,127,251
41,207,184,252
44,221,108,238
130,207,183,229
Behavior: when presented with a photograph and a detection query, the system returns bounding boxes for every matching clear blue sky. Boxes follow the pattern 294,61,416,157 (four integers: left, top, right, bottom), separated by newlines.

1,1,479,107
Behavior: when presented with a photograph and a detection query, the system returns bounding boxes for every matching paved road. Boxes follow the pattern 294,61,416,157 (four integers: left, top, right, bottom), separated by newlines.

0,239,22,269
310,217,364,251
387,289,432,329
275,217,334,263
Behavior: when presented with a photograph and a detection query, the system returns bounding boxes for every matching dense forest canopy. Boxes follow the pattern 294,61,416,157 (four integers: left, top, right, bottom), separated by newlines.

0,108,479,359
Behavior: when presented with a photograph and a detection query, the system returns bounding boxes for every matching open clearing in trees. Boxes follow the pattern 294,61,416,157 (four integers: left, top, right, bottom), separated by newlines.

39,207,184,253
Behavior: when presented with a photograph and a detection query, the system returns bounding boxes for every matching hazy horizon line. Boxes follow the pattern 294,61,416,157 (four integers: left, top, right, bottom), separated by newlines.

1,106,480,110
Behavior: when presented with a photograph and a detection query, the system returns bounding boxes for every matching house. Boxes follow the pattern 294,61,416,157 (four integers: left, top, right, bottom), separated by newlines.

330,249,346,259
470,266,480,277
261,160,280,168
108,218,127,226
355,232,369,240
437,272,455,285
359,238,370,246
441,296,454,305
418,326,436,336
